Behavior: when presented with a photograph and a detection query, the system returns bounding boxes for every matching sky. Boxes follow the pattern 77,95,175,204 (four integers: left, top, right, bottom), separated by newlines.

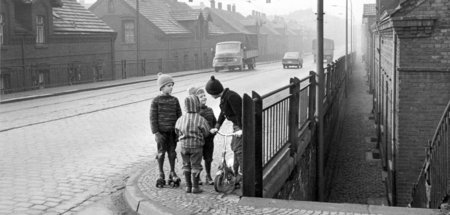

83,0,375,24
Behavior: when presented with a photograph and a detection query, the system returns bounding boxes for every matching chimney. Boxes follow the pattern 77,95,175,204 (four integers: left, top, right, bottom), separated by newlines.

218,2,222,10
232,4,235,12
227,4,231,11
210,0,215,9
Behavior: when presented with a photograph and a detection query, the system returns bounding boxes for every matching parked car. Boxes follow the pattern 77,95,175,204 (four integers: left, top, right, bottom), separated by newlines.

282,52,303,69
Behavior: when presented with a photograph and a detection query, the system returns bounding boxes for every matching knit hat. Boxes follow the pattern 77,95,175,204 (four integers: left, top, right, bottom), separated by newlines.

157,73,174,90
187,86,206,96
184,95,200,113
205,76,224,95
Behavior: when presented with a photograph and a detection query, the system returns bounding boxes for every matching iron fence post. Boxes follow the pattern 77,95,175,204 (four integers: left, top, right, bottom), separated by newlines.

243,93,256,197
309,71,317,125
252,91,263,197
289,77,300,155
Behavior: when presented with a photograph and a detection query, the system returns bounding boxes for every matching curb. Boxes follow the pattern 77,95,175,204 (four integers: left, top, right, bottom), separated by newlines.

123,169,188,215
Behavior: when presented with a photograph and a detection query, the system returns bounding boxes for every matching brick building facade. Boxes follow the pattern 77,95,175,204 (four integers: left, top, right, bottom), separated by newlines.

90,0,221,79
0,0,116,93
367,0,450,206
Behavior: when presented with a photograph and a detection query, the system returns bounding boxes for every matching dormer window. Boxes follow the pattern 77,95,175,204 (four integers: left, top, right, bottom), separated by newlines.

36,15,45,44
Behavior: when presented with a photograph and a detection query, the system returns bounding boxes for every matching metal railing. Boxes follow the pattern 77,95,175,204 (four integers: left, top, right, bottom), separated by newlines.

242,53,352,198
258,74,315,168
242,73,316,197
323,54,353,164
410,100,450,208
0,60,113,94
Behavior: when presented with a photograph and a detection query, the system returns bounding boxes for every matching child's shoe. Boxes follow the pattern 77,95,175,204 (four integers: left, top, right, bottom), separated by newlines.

168,171,181,187
156,172,165,188
205,175,214,185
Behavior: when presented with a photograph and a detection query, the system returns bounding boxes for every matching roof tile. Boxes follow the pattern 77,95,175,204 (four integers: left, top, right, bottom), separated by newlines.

363,4,377,17
123,0,191,35
53,0,113,33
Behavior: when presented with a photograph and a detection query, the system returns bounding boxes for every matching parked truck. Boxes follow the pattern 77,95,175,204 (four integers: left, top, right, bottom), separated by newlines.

212,41,258,72
312,38,334,64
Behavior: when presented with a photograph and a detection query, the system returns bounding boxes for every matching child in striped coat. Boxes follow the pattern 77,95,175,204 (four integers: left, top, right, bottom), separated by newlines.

188,86,217,185
175,95,211,193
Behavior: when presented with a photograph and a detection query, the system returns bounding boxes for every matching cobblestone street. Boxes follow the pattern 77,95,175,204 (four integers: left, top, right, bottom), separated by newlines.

0,63,311,214
0,102,154,214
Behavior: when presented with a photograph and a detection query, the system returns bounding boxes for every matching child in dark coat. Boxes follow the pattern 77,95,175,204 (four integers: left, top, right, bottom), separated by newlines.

205,76,243,184
188,86,217,185
150,73,182,187
175,95,211,193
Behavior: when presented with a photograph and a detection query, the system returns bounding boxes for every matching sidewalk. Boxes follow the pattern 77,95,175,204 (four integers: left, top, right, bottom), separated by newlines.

0,69,212,104
326,58,387,204
122,59,442,214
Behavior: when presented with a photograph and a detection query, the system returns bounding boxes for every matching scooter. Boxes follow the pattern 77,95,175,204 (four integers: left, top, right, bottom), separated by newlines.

214,131,236,194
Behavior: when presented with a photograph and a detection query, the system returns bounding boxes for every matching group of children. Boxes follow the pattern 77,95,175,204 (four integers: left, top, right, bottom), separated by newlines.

150,73,243,194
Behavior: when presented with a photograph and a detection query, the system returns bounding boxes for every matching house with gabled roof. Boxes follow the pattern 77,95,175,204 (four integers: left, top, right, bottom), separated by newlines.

90,0,220,77
205,2,291,62
367,0,450,206
271,16,302,56
202,2,262,57
0,0,116,94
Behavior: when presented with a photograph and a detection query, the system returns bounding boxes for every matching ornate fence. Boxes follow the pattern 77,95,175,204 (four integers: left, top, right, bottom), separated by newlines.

410,100,450,208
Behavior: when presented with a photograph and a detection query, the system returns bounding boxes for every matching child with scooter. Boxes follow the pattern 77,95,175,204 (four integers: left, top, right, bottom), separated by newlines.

205,76,243,188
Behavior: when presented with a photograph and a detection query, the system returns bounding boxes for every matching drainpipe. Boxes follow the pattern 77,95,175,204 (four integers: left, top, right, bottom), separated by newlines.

111,34,116,80
136,0,141,75
22,36,26,88
392,31,397,206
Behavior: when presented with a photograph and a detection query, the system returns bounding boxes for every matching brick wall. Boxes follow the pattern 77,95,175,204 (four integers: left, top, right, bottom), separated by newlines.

274,136,317,201
371,0,450,206
396,0,450,67
396,69,450,206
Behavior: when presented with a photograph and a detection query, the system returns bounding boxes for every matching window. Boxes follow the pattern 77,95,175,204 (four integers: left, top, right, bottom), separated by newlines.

0,14,4,45
36,15,45,44
123,21,135,44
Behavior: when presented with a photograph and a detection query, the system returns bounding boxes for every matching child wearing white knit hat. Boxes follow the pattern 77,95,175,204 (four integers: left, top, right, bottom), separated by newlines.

150,73,182,188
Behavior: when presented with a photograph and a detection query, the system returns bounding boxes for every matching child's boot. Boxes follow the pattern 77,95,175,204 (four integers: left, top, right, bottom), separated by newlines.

205,162,214,185
192,172,203,194
184,171,192,193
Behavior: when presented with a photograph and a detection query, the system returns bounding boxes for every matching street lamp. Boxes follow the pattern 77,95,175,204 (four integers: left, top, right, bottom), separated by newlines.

316,0,325,202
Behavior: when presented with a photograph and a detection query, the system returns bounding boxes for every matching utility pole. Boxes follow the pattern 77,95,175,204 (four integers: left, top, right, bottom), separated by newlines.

350,0,353,56
136,0,141,75
316,0,325,202
345,0,348,97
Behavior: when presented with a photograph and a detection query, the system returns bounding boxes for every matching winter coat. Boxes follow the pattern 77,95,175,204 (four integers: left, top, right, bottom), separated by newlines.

175,95,210,149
